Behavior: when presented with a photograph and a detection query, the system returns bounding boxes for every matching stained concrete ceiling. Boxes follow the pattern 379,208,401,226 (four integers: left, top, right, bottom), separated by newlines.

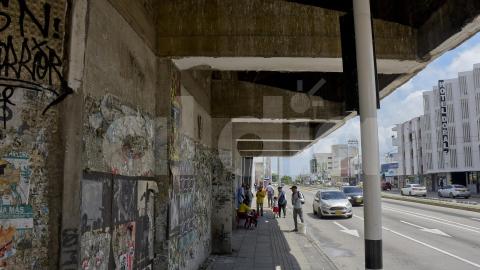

110,0,480,156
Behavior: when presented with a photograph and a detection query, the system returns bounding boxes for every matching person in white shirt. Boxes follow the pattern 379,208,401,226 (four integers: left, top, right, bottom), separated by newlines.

266,183,275,207
290,185,305,232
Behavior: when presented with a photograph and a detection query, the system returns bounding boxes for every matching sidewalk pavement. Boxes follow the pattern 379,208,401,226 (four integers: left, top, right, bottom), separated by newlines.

202,205,338,270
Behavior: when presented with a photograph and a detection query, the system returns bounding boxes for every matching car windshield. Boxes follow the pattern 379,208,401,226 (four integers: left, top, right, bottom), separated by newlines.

321,191,346,200
453,185,465,188
343,187,362,193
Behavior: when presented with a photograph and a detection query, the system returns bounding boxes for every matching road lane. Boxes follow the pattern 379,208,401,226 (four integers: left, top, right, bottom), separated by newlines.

294,187,480,270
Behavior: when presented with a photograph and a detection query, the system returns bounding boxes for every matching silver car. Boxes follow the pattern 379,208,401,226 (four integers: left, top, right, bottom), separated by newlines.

313,190,353,218
438,184,471,198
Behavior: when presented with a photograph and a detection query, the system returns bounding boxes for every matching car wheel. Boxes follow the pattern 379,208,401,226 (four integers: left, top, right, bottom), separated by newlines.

465,196,470,199
401,191,404,196
347,214,353,219
318,209,324,219
423,194,427,197
438,192,442,197
409,191,412,196
449,192,454,198
313,206,317,215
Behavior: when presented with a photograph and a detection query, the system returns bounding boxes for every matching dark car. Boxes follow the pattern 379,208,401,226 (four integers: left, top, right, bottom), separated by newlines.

381,181,392,191
340,186,364,206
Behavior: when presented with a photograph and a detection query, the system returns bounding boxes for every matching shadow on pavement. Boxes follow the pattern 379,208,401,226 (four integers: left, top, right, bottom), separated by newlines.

202,209,337,270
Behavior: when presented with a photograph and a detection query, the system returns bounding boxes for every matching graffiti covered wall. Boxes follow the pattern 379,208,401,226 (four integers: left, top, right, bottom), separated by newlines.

80,93,160,269
0,0,69,268
167,68,234,269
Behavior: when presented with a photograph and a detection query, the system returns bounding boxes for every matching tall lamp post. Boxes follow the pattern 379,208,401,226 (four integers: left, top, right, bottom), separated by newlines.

353,0,383,268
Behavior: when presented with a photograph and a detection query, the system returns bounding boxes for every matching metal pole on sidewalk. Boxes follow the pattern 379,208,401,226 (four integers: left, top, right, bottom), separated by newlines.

353,0,383,269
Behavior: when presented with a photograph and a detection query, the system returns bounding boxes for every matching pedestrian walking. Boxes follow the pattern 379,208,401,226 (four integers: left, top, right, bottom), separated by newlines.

236,184,245,208
272,196,280,218
266,183,275,208
255,187,266,216
245,185,253,207
290,185,305,232
277,186,287,218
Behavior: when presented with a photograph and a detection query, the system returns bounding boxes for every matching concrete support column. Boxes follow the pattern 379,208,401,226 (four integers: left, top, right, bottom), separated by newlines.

353,0,383,269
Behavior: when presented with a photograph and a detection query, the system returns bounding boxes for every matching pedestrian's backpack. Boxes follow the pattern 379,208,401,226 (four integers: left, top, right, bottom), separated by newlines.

299,191,305,204
279,191,287,205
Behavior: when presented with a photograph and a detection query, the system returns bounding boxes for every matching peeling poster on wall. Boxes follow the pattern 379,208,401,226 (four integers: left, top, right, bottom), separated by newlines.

80,228,111,270
0,153,33,267
113,222,136,270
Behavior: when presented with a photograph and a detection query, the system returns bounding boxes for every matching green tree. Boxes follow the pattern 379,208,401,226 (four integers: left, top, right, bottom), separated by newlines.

272,173,279,182
281,175,292,184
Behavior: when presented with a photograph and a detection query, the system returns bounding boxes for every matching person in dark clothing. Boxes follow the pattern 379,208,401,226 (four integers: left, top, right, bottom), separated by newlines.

277,186,287,218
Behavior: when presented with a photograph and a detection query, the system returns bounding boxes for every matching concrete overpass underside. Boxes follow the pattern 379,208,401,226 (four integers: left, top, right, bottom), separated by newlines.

138,0,480,157
3,0,480,269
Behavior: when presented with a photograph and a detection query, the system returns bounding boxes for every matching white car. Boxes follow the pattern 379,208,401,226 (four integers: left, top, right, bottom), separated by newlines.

313,190,353,218
401,184,427,197
438,184,471,198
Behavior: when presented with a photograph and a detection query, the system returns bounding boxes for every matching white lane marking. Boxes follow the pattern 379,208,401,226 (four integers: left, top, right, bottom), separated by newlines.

384,206,480,230
384,207,480,234
333,221,360,237
400,220,451,237
353,215,480,268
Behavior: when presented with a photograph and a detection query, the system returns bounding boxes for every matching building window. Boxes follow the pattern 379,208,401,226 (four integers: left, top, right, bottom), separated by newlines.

450,148,457,168
424,96,430,111
464,146,473,167
447,83,453,101
476,93,480,115
438,151,444,169
463,122,471,143
447,104,455,123
461,99,469,119
448,126,456,146
477,118,480,142
474,68,480,90
459,76,468,96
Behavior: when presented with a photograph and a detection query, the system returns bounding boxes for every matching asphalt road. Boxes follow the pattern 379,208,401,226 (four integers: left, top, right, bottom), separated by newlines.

287,187,480,270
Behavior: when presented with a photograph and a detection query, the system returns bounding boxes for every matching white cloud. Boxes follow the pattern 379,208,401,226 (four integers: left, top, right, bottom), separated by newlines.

446,43,480,78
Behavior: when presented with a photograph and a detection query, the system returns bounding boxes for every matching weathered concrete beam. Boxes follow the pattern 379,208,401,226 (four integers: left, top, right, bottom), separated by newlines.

239,150,300,157
211,80,345,120
156,0,416,60
232,122,336,142
107,0,157,52
237,141,311,151
417,0,480,59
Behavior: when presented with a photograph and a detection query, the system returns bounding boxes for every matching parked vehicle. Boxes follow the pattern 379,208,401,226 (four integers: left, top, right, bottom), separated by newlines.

438,184,471,198
381,181,392,191
340,186,364,206
401,184,427,196
313,190,353,218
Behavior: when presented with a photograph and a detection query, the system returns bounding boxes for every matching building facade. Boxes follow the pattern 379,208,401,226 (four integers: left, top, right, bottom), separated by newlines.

314,153,333,181
314,144,359,184
394,64,480,193
393,116,424,187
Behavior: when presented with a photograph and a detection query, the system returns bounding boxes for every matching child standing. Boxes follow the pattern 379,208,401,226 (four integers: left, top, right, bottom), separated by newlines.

272,196,280,218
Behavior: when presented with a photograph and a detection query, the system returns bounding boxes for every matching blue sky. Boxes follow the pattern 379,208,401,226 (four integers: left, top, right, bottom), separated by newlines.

271,32,480,177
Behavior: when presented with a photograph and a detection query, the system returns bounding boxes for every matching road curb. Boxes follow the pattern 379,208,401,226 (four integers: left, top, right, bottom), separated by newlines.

382,193,480,213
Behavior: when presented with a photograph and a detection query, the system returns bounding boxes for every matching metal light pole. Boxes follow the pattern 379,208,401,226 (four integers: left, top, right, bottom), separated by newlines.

277,156,280,185
353,0,383,269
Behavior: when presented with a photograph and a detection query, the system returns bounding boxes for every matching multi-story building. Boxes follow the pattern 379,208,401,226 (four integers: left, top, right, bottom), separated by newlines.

314,144,358,184
313,153,333,181
393,64,480,194
393,116,424,187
